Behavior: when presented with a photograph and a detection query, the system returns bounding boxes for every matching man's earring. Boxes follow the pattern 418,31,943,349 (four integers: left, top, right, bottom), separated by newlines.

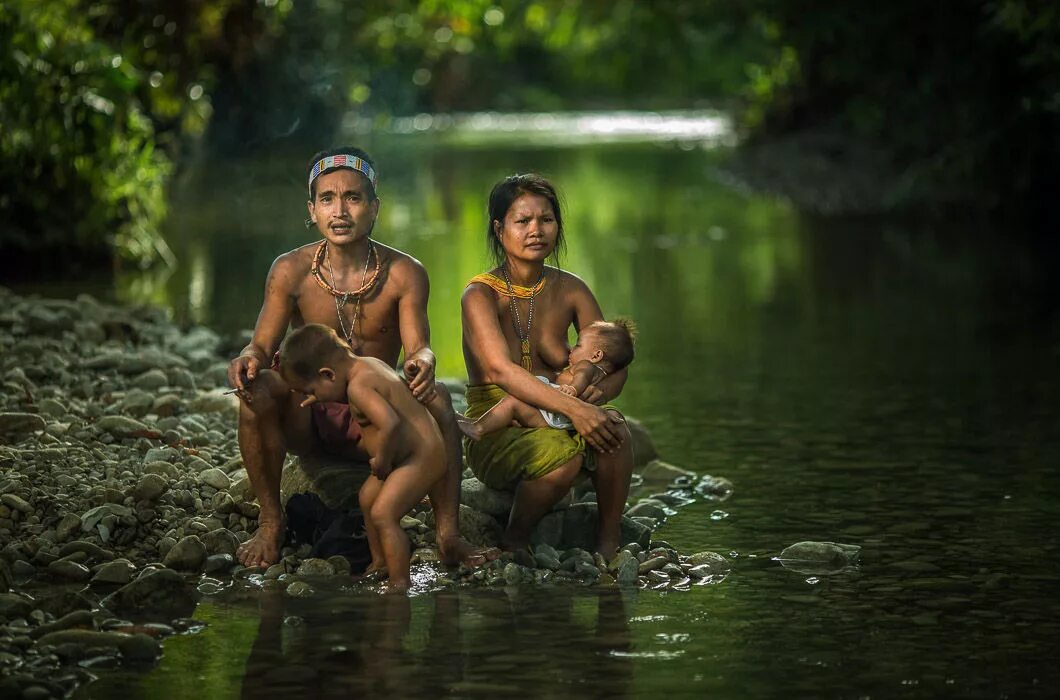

305,218,314,229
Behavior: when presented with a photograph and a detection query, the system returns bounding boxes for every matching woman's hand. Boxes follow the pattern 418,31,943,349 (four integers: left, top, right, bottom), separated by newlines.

568,402,626,453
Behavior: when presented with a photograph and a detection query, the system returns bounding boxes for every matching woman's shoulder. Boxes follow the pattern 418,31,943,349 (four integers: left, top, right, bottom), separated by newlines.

549,267,594,297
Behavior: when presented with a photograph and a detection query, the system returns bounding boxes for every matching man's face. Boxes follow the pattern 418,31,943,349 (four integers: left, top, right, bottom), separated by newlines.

307,169,380,246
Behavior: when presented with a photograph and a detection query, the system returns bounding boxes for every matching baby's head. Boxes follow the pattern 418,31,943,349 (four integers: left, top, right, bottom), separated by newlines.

278,324,352,403
570,317,637,372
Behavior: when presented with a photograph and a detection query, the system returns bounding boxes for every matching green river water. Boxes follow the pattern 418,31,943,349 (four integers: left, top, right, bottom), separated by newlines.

72,112,1059,698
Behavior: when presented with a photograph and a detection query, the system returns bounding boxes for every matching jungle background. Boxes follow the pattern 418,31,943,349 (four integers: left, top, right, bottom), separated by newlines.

2,0,1058,273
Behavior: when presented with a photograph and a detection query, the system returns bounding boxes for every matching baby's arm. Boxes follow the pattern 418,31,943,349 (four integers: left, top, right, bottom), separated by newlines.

560,361,604,398
348,376,401,479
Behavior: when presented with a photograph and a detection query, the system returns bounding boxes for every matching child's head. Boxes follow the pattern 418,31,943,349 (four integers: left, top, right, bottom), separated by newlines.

570,317,637,371
279,324,352,402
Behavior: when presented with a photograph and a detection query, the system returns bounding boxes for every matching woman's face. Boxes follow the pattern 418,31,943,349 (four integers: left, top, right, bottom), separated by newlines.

495,193,558,263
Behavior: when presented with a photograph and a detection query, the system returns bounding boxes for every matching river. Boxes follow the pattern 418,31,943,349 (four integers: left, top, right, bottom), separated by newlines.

70,111,1060,697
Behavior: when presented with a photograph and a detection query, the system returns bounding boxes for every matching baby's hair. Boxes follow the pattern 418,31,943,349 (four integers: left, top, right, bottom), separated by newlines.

279,324,350,380
586,317,637,370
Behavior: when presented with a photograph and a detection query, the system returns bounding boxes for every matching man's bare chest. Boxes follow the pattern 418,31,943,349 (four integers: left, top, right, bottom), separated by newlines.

293,283,401,343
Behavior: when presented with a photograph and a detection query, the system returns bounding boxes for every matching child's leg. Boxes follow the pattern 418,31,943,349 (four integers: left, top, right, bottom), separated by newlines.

357,476,386,574
369,451,446,591
458,396,549,440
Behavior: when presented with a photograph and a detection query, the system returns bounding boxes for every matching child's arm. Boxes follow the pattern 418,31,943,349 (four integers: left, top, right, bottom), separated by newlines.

349,378,402,479
560,361,605,398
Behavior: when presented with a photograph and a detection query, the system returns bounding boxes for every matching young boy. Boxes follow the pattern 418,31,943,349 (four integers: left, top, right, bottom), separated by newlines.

459,318,636,440
278,324,446,592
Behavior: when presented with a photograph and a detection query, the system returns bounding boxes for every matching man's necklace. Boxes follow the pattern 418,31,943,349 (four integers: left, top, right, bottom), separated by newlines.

502,265,544,372
323,240,377,352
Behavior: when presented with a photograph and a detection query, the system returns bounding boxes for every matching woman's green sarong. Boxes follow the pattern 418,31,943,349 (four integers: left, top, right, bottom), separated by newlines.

465,384,617,490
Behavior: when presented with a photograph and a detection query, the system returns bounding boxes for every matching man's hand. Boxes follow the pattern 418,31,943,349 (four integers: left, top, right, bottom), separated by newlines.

369,456,393,480
569,402,626,453
558,384,579,397
403,355,437,404
227,353,262,401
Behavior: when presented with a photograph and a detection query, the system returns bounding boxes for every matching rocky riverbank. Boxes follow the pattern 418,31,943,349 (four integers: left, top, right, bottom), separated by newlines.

0,287,742,697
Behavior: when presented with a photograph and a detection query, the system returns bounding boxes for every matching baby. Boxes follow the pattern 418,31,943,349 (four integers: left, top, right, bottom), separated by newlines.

459,318,636,440
278,324,446,592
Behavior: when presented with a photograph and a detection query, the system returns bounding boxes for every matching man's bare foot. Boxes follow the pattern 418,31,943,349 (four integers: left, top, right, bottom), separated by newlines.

438,535,499,568
594,535,621,563
457,418,483,441
236,521,285,568
382,579,410,594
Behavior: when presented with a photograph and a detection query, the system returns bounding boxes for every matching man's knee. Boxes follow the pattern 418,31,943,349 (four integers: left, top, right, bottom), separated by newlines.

239,369,290,418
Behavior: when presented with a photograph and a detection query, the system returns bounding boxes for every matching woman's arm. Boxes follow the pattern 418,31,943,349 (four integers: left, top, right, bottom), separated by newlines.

462,283,625,452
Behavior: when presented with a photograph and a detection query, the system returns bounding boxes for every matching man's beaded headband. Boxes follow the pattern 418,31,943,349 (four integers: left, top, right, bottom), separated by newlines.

308,154,379,190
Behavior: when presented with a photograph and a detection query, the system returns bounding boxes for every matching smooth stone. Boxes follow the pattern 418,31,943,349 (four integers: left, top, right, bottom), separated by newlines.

102,568,196,616
133,369,169,390
264,564,287,580
638,556,668,574
460,479,514,517
296,558,335,576
204,553,236,574
327,555,352,574
58,541,113,561
37,398,68,418
47,560,91,581
95,415,153,438
119,632,161,660
626,416,659,467
695,474,735,501
81,504,132,531
626,501,668,522
162,535,207,572
286,581,315,598
616,556,639,584
91,559,137,586
201,528,239,556
29,610,95,639
778,541,861,566
639,459,697,485
143,447,178,464
199,468,231,490
143,461,179,479
55,513,82,540
426,505,501,548
0,412,46,436
559,503,652,551
686,551,731,573
529,510,565,548
0,592,33,618
133,473,167,501
0,493,32,513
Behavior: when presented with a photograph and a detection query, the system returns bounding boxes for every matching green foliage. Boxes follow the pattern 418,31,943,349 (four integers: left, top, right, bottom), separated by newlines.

738,1,1060,209
0,0,170,267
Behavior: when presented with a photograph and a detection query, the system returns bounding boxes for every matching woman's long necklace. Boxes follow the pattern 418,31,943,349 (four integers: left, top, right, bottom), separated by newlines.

502,265,544,371
319,240,379,352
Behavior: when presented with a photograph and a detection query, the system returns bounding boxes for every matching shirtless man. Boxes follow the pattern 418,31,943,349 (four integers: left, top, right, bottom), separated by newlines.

227,146,492,569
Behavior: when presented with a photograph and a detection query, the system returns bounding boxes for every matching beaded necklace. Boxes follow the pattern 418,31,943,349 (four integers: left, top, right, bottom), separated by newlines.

502,265,545,371
313,240,380,352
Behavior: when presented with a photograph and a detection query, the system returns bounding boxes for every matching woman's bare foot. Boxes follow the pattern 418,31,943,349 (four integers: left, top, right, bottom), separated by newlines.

457,418,483,441
594,532,621,563
236,520,285,568
438,535,500,568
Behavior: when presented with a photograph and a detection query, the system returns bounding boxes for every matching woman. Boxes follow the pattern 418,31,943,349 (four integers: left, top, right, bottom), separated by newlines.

461,173,633,558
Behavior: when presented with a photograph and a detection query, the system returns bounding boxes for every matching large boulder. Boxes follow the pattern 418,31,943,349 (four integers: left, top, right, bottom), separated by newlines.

559,503,651,551
102,568,197,617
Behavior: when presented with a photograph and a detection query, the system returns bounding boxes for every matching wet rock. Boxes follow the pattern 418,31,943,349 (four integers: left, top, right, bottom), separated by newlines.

204,553,235,574
529,510,564,548
777,541,861,573
286,581,315,598
188,390,239,416
81,504,131,531
91,559,137,586
686,551,731,573
102,568,196,616
201,528,239,556
34,590,94,617
296,558,335,576
560,503,652,551
161,536,207,572
638,555,668,574
639,459,697,485
0,592,33,619
143,460,179,479
58,540,113,561
626,501,668,522
47,560,91,581
460,479,513,517
695,475,734,501
119,633,161,661
0,412,46,437
29,611,95,639
626,417,659,467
